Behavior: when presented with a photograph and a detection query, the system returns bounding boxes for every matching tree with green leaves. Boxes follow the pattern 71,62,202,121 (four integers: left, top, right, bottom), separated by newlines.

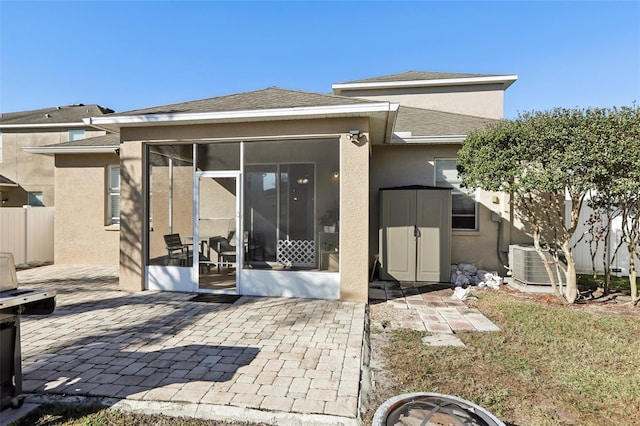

458,106,639,304
586,106,640,304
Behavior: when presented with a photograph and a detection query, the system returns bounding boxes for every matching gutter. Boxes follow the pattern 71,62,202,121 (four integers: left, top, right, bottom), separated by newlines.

390,134,467,144
0,122,89,130
84,102,396,132
383,104,400,143
333,75,519,93
23,146,118,155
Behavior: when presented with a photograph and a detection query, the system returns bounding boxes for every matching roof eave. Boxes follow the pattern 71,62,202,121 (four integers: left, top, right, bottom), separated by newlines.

0,122,90,130
333,75,519,93
390,134,467,145
84,103,396,133
23,146,119,155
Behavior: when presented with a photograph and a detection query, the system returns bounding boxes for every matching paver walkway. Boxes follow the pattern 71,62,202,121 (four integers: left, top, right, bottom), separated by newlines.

13,265,365,425
369,281,500,346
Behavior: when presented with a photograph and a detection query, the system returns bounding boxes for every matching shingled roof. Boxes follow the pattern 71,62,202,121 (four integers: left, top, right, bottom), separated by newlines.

0,104,114,126
336,71,503,85
40,133,120,148
395,106,498,137
109,87,376,117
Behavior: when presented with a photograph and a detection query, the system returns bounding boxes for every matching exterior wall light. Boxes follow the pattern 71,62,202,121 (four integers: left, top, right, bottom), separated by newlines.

347,130,363,144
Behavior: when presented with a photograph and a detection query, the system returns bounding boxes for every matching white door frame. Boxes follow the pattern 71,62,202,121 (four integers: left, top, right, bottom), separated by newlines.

194,170,242,293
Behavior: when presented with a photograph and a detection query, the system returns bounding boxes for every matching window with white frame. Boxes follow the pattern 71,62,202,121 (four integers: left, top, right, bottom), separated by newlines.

107,165,120,225
435,159,477,230
69,129,85,141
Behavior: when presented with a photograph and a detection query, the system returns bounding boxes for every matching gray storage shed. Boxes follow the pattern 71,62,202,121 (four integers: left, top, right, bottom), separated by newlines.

379,186,451,282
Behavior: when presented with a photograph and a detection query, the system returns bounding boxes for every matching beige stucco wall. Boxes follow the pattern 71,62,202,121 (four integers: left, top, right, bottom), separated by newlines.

338,84,505,119
370,144,510,275
54,153,120,265
119,117,371,302
0,128,105,207
119,140,145,291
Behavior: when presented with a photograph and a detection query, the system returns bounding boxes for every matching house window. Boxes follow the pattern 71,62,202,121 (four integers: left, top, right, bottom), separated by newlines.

69,130,85,141
107,165,120,225
435,159,477,230
0,131,3,162
28,192,44,206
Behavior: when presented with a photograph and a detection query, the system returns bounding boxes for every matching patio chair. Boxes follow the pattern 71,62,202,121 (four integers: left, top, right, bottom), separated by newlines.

163,233,192,266
209,235,236,272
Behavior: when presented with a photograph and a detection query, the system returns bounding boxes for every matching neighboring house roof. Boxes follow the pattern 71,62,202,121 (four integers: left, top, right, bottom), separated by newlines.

332,70,518,93
393,106,498,143
0,174,19,187
0,104,114,128
23,133,120,155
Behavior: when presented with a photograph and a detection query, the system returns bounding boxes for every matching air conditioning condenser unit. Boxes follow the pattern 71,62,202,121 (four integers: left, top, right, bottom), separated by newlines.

509,245,553,285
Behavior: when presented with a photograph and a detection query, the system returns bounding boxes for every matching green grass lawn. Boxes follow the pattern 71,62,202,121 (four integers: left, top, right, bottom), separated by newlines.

374,291,640,426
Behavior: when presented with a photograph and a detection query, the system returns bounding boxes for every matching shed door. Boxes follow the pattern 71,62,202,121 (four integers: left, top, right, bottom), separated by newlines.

416,191,444,282
380,188,451,282
381,190,416,281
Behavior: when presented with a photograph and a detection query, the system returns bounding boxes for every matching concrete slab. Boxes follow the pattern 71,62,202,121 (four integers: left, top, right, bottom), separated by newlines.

505,278,555,294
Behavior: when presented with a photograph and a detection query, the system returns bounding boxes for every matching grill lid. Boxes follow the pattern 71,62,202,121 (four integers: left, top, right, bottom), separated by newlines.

0,252,19,292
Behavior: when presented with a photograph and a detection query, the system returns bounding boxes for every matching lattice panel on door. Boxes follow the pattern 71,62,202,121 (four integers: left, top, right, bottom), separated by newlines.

277,240,316,267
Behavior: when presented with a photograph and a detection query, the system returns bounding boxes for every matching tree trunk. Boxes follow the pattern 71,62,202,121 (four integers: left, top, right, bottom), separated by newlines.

562,240,578,304
629,244,638,306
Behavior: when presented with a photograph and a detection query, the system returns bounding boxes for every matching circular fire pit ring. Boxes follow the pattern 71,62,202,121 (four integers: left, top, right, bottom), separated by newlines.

372,392,506,426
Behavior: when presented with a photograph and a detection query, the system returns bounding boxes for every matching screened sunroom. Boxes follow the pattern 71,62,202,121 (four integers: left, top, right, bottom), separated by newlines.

145,138,341,298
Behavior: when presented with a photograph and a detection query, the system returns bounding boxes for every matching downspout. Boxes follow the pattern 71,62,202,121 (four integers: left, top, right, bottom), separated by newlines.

169,158,173,234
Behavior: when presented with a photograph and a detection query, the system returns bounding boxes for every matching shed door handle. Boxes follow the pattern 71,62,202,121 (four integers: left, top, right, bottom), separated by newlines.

414,225,421,238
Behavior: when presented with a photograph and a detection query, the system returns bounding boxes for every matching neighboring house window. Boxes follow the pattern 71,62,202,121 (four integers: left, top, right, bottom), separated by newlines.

435,159,478,230
69,130,85,141
108,165,120,225
28,192,44,207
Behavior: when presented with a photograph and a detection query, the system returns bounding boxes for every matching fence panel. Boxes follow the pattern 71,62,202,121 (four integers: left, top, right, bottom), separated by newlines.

0,207,54,264
567,201,632,276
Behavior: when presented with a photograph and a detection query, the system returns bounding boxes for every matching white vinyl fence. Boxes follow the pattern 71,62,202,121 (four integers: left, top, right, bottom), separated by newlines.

568,201,634,277
0,206,54,265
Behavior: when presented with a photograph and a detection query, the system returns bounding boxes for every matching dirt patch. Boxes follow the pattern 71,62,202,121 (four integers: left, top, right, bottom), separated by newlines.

499,285,640,317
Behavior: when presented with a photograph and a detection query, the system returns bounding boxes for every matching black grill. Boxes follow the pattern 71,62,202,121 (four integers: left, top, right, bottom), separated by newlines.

0,253,56,410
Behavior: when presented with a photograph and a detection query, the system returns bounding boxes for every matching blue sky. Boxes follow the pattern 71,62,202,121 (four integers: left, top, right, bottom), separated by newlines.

1,1,638,118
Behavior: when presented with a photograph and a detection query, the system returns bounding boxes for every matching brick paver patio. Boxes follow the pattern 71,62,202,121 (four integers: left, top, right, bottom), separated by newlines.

15,265,365,422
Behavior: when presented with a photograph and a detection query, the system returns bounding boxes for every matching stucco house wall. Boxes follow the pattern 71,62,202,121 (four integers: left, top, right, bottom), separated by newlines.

0,129,105,206
370,144,509,274
54,152,120,264
337,83,506,119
